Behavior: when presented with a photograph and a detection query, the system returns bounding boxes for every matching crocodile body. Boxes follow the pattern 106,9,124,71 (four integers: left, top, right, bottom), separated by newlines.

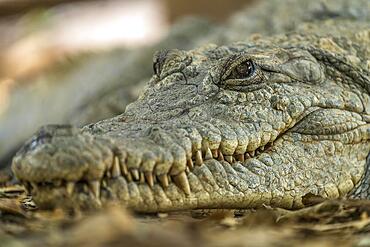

10,1,370,212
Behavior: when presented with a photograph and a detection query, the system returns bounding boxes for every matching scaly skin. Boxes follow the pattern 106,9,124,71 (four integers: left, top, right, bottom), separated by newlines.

11,20,370,212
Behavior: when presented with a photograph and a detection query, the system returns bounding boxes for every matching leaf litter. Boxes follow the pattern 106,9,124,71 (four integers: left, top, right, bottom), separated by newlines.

1,186,370,247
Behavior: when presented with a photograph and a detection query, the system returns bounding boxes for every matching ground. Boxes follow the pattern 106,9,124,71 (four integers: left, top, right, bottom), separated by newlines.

1,185,370,247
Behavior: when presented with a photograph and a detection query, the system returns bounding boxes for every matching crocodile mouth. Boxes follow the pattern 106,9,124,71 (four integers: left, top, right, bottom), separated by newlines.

18,134,276,206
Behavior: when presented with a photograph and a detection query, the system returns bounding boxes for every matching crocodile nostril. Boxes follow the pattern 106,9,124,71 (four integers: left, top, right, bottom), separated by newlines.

23,125,80,152
25,132,53,152
37,124,79,137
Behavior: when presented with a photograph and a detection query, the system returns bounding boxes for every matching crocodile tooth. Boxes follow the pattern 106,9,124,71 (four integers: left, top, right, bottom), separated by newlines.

66,182,75,195
126,172,133,182
158,174,169,188
244,153,251,159
121,163,129,176
225,155,233,163
195,150,203,166
131,169,139,180
249,151,255,157
187,159,194,169
111,157,121,177
140,172,145,183
145,173,154,187
236,154,244,162
89,180,100,198
211,149,218,158
102,179,107,188
120,162,129,176
173,172,190,195
205,148,213,160
260,146,265,151
256,150,261,155
218,151,224,161
83,184,89,193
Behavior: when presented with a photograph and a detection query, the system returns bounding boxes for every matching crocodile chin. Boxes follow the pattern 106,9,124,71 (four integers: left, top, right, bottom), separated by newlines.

12,41,370,212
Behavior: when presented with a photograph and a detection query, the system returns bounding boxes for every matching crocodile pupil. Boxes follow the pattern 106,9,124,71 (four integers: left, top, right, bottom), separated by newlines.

236,60,254,79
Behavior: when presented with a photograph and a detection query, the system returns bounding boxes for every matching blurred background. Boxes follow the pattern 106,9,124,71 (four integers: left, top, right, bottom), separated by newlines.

0,0,256,176
0,0,253,80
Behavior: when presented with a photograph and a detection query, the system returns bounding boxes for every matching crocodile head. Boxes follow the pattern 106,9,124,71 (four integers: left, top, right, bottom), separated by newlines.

12,39,370,212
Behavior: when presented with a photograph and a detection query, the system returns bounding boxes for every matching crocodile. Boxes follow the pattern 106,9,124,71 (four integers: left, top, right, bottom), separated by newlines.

2,0,370,174
10,15,370,212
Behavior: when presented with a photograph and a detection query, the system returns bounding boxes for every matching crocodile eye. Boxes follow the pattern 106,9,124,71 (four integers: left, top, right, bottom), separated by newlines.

227,59,255,80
